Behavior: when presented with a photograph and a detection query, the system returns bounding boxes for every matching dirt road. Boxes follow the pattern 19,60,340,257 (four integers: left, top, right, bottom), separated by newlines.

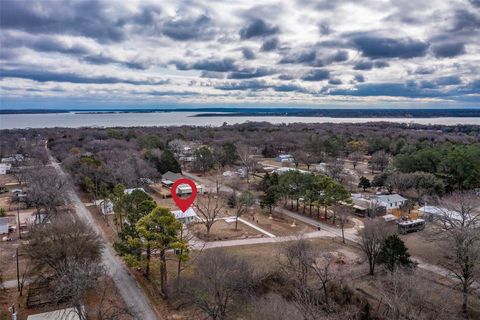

49,155,160,320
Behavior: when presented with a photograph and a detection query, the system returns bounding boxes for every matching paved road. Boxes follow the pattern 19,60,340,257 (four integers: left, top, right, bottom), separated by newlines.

49,154,160,320
192,230,333,250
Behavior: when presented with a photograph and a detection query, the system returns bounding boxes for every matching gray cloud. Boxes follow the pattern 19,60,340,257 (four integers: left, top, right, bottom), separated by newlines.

450,9,480,32
228,67,274,79
161,15,215,41
432,42,466,58
0,68,169,85
273,83,307,92
328,78,342,85
414,67,435,75
0,0,131,43
353,60,373,70
354,74,365,82
215,79,270,91
435,76,462,86
350,34,429,59
279,49,316,64
241,48,256,60
261,37,279,51
173,58,238,72
301,69,330,81
331,50,349,62
239,19,279,39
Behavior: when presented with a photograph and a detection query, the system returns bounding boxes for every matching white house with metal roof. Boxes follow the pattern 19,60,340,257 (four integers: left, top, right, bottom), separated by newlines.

372,194,407,210
172,207,199,224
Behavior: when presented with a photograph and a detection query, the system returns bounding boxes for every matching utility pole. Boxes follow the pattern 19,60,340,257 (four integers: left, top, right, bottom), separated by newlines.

16,247,20,292
17,205,21,240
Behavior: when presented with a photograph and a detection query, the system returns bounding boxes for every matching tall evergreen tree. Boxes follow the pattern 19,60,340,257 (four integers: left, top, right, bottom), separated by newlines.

378,234,414,271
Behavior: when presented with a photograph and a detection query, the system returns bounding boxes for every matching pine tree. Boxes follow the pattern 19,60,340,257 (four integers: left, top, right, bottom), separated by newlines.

135,206,184,297
378,234,414,271
358,176,371,191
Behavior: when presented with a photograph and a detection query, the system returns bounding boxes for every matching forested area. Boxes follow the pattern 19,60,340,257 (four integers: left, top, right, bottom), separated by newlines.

2,122,478,198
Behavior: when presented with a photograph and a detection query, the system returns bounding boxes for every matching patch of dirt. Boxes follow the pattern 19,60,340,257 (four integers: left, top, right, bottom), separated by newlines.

250,209,315,236
192,219,263,241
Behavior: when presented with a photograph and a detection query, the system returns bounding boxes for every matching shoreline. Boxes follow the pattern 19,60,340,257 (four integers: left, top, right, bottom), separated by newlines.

1,108,480,118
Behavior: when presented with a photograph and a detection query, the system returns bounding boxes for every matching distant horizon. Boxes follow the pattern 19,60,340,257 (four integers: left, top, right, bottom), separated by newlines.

2,103,480,112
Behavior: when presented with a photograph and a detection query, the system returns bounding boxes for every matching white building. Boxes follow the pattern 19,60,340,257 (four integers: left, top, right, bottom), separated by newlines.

274,167,308,175
276,154,295,162
161,171,203,194
99,200,114,215
418,205,470,222
0,163,11,175
172,207,199,224
372,194,407,210
124,187,146,195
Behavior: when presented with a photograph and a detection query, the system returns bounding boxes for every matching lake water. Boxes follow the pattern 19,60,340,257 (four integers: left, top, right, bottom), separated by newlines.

1,112,479,129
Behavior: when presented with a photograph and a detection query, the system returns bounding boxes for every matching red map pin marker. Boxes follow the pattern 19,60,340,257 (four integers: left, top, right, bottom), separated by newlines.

171,178,198,212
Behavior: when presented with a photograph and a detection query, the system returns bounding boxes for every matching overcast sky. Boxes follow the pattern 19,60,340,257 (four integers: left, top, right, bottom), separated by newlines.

1,0,479,109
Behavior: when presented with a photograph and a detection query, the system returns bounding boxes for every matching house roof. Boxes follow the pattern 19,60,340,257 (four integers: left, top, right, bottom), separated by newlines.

0,217,9,234
418,206,467,221
373,194,406,204
172,207,198,220
162,171,183,181
124,187,145,195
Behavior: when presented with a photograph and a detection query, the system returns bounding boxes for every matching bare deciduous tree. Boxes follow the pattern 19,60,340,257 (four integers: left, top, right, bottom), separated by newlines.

195,193,224,235
24,215,105,320
24,215,103,275
349,151,363,170
95,281,136,320
359,219,391,275
370,150,389,173
25,165,67,218
378,269,454,320
310,253,339,308
326,158,344,181
185,250,253,320
435,192,480,316
233,191,255,230
335,204,353,244
52,259,106,320
279,238,314,287
249,293,301,320
236,144,257,185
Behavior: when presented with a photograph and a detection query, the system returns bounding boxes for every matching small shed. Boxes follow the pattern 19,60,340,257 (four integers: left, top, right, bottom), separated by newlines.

99,200,114,215
172,207,199,224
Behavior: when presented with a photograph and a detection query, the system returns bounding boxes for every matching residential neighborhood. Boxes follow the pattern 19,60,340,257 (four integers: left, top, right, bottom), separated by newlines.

1,123,479,320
